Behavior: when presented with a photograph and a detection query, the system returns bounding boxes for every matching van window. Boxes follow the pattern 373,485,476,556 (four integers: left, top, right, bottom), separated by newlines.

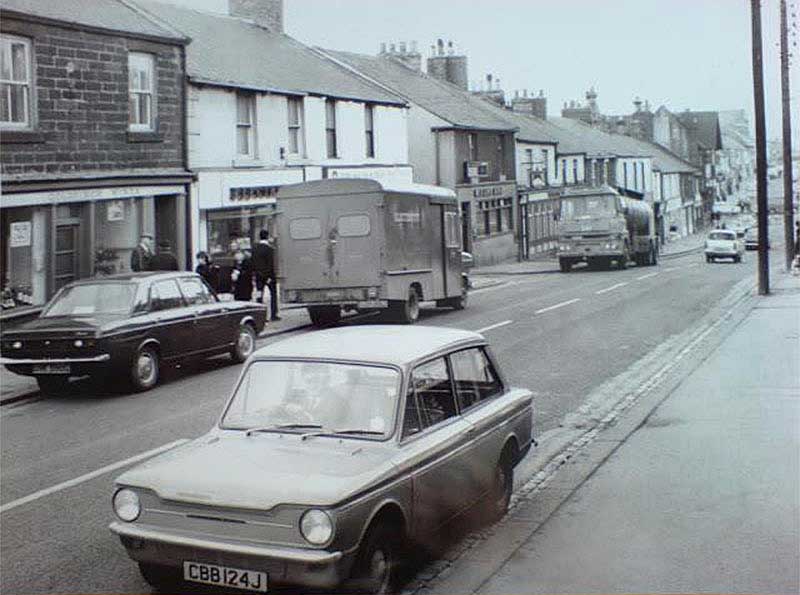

289,217,321,240
337,214,370,237
444,211,460,248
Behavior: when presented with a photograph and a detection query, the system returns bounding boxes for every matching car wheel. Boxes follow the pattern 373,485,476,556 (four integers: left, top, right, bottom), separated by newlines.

231,323,256,363
484,450,514,523
559,258,571,273
308,306,341,327
138,563,180,593
349,521,402,594
36,376,70,395
391,288,419,324
131,345,159,392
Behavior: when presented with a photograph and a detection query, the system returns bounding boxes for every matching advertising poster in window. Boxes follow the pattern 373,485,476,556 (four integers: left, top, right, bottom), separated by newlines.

106,200,125,222
9,221,31,248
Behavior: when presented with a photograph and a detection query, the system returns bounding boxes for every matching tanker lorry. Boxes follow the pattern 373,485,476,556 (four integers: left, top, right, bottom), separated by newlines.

557,186,658,272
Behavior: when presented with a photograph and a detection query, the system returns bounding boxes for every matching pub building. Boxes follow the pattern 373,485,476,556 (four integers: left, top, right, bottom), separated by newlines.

0,0,191,316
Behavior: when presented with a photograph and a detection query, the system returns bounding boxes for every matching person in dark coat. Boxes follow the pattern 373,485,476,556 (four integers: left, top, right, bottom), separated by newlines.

231,249,253,301
251,229,280,320
150,240,179,271
130,233,154,272
195,251,221,293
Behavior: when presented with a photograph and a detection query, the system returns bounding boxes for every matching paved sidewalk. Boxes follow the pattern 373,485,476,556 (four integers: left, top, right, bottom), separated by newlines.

467,273,800,594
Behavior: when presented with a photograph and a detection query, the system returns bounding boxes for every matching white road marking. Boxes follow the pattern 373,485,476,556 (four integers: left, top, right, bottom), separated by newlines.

475,320,513,333
686,263,699,268
663,267,676,272
0,439,188,514
535,298,581,315
636,272,659,280
470,280,523,295
595,282,629,295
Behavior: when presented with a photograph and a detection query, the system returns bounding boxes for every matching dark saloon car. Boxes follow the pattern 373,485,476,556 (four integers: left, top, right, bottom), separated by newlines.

0,273,267,394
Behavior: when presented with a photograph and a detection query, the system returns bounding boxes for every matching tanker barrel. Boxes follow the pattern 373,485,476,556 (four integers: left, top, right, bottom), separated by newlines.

624,200,653,235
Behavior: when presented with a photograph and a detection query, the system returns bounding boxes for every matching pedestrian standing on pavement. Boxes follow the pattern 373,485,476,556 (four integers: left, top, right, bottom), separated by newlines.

195,251,221,293
150,240,179,271
231,249,253,302
130,233,154,272
251,229,280,321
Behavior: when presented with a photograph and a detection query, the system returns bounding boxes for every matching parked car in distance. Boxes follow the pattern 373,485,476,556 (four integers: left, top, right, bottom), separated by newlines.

705,229,744,263
109,326,534,594
744,227,769,251
0,272,267,394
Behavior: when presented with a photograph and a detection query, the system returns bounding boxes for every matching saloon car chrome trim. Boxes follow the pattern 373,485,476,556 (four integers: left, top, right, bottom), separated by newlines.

109,522,342,563
0,354,111,364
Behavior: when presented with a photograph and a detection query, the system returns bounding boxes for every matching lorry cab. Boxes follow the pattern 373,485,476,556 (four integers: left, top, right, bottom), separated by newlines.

276,179,467,326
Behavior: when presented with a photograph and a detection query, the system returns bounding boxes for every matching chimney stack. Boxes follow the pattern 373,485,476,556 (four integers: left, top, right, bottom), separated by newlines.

228,0,283,32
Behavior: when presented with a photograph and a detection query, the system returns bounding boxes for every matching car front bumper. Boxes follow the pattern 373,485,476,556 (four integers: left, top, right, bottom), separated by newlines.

109,522,356,589
1,353,112,377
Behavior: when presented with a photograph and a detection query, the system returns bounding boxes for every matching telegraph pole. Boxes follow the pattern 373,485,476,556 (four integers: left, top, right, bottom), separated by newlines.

751,0,769,294
780,0,795,269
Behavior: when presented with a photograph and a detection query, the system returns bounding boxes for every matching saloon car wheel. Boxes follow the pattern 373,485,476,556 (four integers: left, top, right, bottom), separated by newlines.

138,563,180,592
231,323,256,363
36,376,70,395
485,453,514,523
131,345,159,392
350,522,401,594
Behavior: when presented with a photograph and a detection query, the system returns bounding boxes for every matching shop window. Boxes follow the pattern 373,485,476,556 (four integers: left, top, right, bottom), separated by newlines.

207,208,274,262
1,35,33,129
128,52,155,131
94,199,144,276
289,217,322,240
236,92,256,157
1,208,39,309
337,214,370,237
287,97,304,156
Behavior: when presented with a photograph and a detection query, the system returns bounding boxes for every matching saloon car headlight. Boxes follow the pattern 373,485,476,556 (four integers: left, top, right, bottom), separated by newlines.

113,488,141,522
300,509,333,545
73,339,84,348
12,341,22,349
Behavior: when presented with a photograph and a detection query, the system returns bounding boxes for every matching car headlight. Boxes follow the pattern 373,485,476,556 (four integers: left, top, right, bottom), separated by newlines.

560,245,570,251
12,341,22,349
113,488,141,522
300,509,333,545
73,339,84,348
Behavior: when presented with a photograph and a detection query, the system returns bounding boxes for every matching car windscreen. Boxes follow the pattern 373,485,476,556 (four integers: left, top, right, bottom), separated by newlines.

42,283,137,317
561,195,616,220
708,231,735,241
222,360,401,439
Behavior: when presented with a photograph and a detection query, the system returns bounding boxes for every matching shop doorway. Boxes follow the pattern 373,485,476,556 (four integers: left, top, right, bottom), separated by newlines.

54,224,79,291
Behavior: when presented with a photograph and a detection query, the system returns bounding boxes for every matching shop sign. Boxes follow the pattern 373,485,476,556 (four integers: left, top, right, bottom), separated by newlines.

466,183,515,200
106,200,125,222
229,186,281,202
9,221,31,248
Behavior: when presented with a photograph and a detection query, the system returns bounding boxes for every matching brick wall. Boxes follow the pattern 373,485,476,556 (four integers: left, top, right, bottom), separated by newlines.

0,18,184,177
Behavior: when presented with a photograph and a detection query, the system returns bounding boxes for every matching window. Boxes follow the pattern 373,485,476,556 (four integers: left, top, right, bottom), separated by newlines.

1,35,32,128
337,214,371,237
289,217,322,240
128,52,154,131
150,279,184,311
444,211,460,248
409,358,457,429
478,198,512,236
287,97,304,156
178,277,212,305
541,149,549,184
497,134,506,176
573,159,579,184
325,99,337,158
562,160,568,183
468,133,478,161
364,104,375,158
623,162,629,188
633,161,638,189
236,92,256,157
450,348,503,411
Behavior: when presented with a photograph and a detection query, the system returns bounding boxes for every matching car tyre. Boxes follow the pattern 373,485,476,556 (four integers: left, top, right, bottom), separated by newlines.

484,448,514,524
130,344,159,392
349,521,403,594
391,288,419,324
36,376,70,395
231,323,256,363
617,251,628,270
138,563,181,593
559,258,571,273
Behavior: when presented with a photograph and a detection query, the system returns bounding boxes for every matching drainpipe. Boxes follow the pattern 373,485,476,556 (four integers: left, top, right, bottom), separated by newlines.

180,45,193,271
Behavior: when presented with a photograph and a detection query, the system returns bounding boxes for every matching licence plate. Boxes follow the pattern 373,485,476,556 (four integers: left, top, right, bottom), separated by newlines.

183,561,267,592
33,364,70,375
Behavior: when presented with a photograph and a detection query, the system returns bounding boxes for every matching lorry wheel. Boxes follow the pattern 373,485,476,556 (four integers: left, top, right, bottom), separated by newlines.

392,288,420,324
617,253,628,270
559,259,571,273
308,306,341,327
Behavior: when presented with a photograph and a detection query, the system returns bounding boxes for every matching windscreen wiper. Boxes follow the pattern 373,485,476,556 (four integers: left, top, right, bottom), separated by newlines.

245,423,323,437
300,428,385,441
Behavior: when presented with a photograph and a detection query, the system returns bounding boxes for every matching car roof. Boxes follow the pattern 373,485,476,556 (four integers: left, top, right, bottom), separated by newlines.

68,272,196,285
253,325,485,367
709,229,736,237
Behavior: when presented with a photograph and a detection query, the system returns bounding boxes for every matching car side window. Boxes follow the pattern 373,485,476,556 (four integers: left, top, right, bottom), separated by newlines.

449,347,504,411
401,386,423,439
178,277,212,305
150,279,184,311
410,357,457,429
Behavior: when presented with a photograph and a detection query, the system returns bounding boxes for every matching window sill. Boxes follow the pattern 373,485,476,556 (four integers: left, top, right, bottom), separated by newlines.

127,130,162,143
1,129,46,144
232,158,265,168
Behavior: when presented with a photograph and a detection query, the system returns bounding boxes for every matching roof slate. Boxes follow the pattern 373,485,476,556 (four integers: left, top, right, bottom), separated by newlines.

321,49,516,131
0,0,185,41
678,110,723,151
131,1,404,104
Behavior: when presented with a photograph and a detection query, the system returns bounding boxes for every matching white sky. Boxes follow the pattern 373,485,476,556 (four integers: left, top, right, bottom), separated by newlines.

285,0,799,143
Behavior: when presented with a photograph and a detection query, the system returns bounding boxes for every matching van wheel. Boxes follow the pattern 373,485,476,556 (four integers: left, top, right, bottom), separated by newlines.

138,563,180,592
308,306,341,327
230,323,256,363
131,345,159,392
348,521,402,594
650,246,658,266
392,288,419,324
617,251,628,270
36,376,70,395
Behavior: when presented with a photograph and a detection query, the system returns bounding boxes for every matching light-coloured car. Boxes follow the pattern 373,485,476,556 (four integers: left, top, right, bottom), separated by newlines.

110,326,534,593
705,229,744,263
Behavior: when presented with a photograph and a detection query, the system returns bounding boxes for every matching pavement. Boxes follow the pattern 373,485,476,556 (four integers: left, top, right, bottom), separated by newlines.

423,271,800,594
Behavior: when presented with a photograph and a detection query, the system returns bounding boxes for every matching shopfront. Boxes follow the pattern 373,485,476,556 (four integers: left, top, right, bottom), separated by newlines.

1,185,187,314
518,189,559,259
457,181,518,266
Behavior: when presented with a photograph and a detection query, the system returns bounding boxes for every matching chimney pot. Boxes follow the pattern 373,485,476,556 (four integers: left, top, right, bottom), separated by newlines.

399,41,407,53
380,42,387,54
